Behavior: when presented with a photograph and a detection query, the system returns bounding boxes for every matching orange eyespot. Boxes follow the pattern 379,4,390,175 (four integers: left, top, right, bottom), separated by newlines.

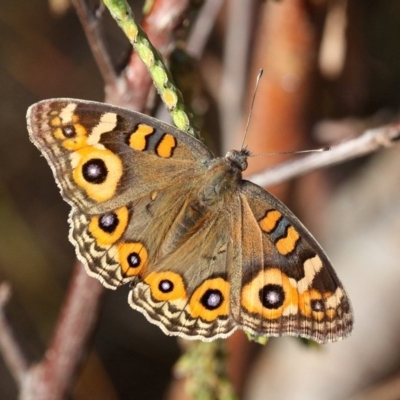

118,242,148,277
189,278,230,321
241,269,299,319
88,207,129,246
145,271,187,301
71,148,123,202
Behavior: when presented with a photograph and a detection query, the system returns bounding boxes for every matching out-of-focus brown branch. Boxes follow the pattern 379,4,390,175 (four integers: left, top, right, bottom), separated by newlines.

242,0,316,194
249,120,400,188
19,262,104,400
72,0,117,88
186,0,224,60
0,283,28,385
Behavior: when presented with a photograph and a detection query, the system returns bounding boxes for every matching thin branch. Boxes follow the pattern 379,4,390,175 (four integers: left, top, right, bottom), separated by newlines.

20,262,105,400
220,0,254,152
72,0,118,87
186,0,224,59
102,0,196,132
248,121,400,187
0,283,28,385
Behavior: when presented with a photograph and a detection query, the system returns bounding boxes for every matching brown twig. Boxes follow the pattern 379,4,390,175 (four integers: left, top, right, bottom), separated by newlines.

186,0,224,60
72,0,118,88
249,121,400,188
0,283,28,385
219,0,254,149
19,261,104,400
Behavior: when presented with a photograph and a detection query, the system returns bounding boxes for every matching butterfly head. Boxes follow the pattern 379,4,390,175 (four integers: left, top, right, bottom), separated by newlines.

225,148,251,172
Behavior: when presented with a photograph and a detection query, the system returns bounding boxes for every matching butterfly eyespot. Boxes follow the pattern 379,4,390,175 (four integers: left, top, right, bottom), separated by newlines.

82,158,108,184
189,278,230,321
259,284,285,309
241,269,299,319
88,207,129,246
145,272,187,301
299,289,343,322
98,212,119,233
51,118,88,150
200,289,224,310
62,125,76,138
159,279,174,293
127,252,141,268
311,299,325,312
118,242,148,277
72,148,123,202
298,289,329,320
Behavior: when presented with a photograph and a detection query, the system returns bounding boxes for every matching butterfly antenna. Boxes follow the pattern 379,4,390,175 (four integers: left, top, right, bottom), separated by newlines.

253,146,331,157
241,69,264,150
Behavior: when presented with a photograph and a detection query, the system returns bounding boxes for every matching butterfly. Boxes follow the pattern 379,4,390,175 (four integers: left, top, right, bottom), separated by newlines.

27,98,353,343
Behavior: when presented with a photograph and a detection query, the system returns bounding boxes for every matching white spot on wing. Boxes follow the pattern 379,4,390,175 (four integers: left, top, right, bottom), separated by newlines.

88,112,118,145
69,152,81,168
297,255,323,293
59,103,77,124
325,288,344,308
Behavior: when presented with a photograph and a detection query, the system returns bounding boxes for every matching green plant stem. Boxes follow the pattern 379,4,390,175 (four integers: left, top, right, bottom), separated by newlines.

102,0,198,137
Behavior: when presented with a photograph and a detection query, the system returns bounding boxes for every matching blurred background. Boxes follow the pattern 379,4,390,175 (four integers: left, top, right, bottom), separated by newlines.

1,0,400,399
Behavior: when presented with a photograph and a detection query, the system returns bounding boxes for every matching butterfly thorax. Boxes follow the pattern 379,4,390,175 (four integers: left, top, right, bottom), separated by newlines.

225,148,251,172
198,148,249,208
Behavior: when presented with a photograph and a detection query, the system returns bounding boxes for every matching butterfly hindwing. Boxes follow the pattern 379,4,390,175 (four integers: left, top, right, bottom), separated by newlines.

129,197,238,340
69,177,214,290
236,181,353,343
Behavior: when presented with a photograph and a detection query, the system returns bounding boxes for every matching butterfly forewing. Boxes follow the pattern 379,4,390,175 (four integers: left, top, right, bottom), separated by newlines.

27,99,213,213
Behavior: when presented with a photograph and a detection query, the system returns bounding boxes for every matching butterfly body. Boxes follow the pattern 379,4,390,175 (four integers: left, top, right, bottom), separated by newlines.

27,99,353,343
